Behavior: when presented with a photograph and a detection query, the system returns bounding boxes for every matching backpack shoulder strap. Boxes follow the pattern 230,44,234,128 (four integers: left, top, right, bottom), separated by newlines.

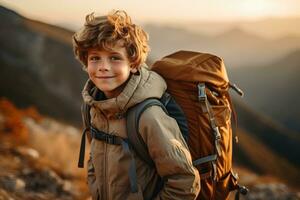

78,86,100,168
126,98,167,167
82,102,92,142
126,92,189,167
78,102,91,168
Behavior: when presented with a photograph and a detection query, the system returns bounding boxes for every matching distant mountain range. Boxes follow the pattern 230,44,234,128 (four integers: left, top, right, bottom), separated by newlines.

0,5,299,187
144,24,300,68
170,17,300,39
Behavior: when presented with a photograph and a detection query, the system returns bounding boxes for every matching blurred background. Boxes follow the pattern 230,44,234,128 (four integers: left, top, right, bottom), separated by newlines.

0,0,299,199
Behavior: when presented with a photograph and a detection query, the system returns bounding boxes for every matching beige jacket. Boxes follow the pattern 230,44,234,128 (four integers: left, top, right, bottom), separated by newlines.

82,66,200,200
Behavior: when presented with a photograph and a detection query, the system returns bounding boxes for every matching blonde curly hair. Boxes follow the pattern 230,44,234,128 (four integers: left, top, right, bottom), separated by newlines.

73,10,150,70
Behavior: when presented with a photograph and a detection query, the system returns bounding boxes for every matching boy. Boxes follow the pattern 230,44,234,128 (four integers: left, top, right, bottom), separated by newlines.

73,10,200,200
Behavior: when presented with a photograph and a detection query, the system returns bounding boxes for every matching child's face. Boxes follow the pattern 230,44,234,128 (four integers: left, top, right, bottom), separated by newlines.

87,43,132,99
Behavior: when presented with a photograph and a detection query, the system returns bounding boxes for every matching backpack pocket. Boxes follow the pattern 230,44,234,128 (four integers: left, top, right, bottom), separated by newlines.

211,104,231,127
214,170,239,199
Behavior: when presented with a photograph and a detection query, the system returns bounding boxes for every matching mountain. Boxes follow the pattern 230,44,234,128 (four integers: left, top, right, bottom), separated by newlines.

229,49,300,133
232,99,300,186
144,24,300,69
175,16,300,39
0,6,88,126
0,5,299,189
240,17,300,39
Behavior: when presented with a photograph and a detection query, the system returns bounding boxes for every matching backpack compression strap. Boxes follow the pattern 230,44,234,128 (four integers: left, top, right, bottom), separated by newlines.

194,83,221,180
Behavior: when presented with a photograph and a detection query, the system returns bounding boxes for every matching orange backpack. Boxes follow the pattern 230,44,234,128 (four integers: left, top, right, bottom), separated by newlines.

150,50,247,200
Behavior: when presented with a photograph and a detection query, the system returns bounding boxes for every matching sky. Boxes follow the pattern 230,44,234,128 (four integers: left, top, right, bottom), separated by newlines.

1,0,300,30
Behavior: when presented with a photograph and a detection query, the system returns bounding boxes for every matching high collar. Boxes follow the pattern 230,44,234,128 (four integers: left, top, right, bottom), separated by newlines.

82,66,167,119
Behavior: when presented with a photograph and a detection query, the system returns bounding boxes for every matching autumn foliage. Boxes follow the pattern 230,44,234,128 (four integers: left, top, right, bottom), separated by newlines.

0,97,43,145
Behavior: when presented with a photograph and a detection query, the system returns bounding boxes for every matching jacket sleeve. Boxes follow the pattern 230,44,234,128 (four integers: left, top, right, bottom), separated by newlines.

139,106,200,200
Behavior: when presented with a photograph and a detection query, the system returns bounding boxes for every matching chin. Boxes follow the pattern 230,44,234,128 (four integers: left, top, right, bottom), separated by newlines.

96,86,112,92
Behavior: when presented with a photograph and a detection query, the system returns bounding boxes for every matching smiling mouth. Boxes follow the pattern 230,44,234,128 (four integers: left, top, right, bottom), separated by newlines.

95,76,115,79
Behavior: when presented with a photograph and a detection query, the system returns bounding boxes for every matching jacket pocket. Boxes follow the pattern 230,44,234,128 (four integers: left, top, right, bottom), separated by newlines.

110,184,144,200
87,157,99,200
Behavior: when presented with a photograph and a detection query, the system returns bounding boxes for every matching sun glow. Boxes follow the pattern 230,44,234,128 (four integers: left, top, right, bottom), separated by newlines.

237,0,282,19
0,0,299,26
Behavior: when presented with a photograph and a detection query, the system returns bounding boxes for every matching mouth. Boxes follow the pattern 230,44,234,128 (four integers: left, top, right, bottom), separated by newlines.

95,76,115,79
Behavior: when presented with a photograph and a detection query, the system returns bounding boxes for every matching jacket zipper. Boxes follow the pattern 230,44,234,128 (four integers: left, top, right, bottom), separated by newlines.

103,142,107,199
103,117,109,200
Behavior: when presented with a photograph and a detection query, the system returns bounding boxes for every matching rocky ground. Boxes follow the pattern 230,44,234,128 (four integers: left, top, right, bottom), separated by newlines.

0,142,81,200
0,98,90,200
232,168,300,200
0,98,299,200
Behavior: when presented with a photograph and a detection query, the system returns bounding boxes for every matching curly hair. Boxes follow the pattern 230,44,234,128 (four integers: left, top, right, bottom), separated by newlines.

72,10,150,69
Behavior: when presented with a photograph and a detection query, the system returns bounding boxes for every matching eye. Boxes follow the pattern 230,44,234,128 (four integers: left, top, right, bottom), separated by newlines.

89,56,100,62
110,55,122,61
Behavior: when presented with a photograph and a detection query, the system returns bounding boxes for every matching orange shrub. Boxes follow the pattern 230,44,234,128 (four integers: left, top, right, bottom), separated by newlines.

0,98,29,144
22,106,43,122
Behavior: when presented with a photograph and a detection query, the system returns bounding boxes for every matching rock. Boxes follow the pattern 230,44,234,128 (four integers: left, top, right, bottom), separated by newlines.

0,188,15,200
0,175,26,192
20,168,72,196
16,146,39,159
244,183,300,200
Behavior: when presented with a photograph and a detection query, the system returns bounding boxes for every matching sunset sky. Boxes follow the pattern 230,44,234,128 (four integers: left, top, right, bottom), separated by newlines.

1,0,300,29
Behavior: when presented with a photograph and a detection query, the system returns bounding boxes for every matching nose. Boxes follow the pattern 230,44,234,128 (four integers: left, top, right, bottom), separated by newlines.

97,59,109,72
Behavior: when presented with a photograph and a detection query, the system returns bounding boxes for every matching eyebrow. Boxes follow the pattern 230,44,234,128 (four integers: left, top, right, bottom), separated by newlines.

109,51,123,56
88,50,122,55
88,51,99,55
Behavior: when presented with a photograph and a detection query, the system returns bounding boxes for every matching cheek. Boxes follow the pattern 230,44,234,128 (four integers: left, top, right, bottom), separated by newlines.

117,68,131,80
87,65,96,76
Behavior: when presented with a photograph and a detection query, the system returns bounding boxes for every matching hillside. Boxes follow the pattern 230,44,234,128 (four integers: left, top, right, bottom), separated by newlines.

229,49,300,133
0,98,90,200
0,6,87,126
0,99,299,200
232,99,300,186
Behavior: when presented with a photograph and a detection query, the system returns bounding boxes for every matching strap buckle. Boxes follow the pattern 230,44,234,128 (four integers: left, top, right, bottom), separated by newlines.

90,126,97,136
193,154,217,166
213,127,222,156
213,126,221,140
198,83,206,102
106,135,115,144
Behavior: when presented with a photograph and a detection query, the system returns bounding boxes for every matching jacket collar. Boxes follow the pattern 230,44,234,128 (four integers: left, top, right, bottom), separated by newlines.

82,66,166,119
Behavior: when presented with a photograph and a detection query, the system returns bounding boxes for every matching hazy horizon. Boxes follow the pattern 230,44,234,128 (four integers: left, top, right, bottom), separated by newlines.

1,0,300,41
1,0,300,26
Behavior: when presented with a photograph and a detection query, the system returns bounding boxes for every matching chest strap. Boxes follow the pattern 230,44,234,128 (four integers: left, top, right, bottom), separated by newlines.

88,126,138,193
90,126,123,145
